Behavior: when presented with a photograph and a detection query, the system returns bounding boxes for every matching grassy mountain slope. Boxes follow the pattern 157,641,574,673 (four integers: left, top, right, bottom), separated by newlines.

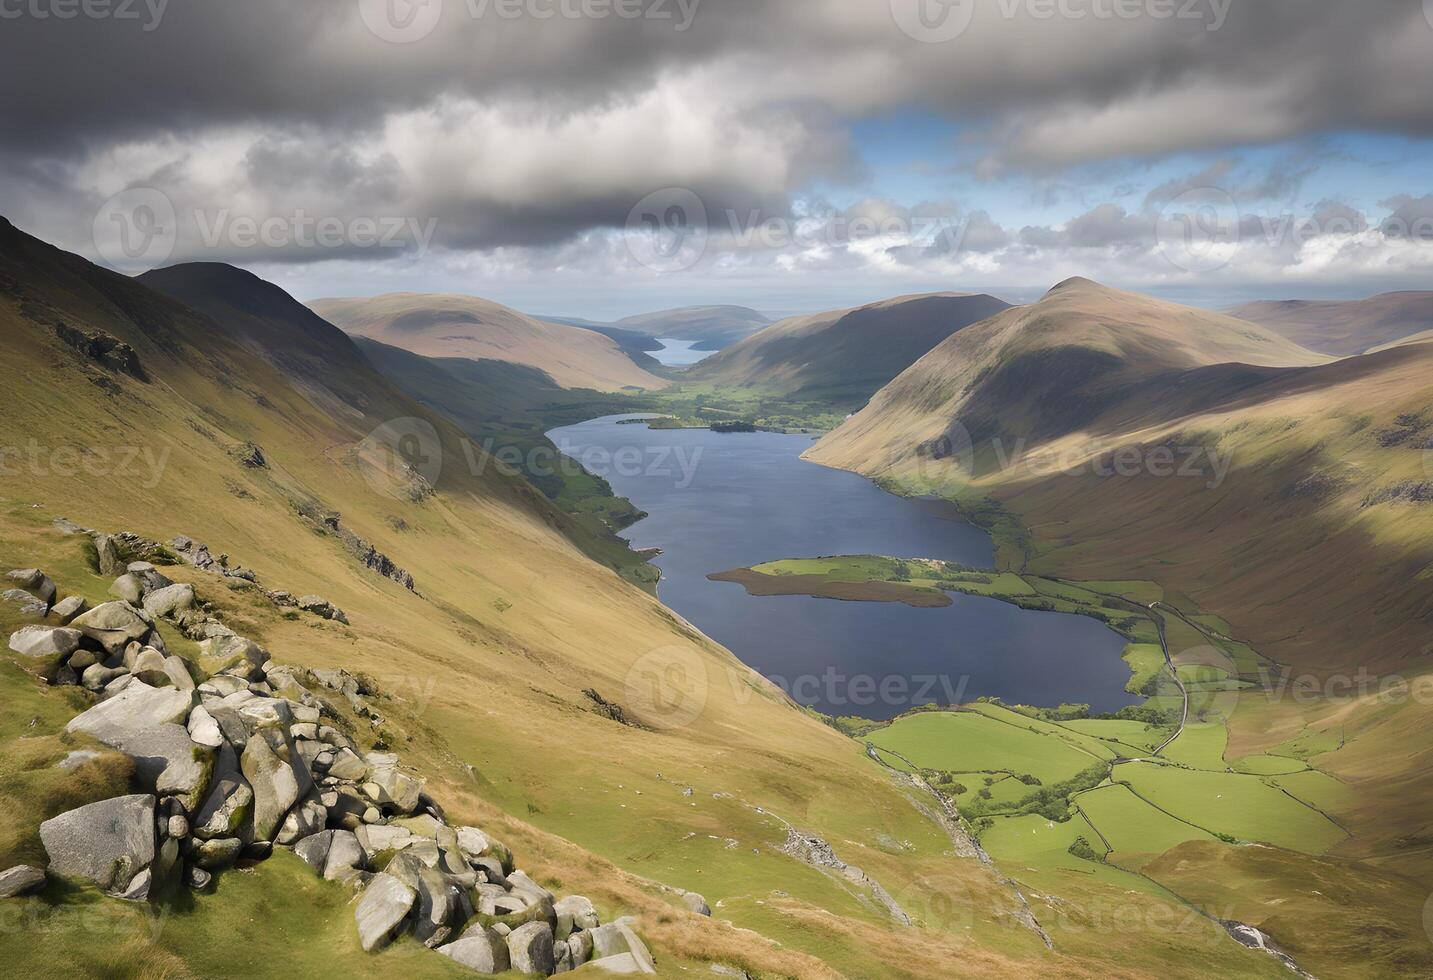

1228,291,1433,356
349,335,656,574
0,217,1288,978
683,293,1013,411
310,293,667,393
808,277,1433,886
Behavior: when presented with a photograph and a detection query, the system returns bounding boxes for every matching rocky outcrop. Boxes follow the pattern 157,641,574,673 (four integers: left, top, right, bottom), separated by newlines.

8,559,657,975
53,320,147,380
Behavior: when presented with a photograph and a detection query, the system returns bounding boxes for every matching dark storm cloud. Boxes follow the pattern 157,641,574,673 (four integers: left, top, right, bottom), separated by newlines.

1,0,1430,266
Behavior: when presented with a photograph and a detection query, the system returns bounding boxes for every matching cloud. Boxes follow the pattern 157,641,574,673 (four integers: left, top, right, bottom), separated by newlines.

0,0,1431,299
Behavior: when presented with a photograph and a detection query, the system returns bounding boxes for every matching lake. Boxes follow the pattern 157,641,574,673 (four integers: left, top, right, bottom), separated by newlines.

649,338,717,366
549,415,1136,719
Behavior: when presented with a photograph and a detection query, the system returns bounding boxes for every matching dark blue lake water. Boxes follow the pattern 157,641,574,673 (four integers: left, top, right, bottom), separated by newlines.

549,415,1136,719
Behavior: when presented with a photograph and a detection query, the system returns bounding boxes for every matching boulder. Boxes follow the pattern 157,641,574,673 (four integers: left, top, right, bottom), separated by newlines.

161,656,196,691
366,760,423,815
509,870,555,905
507,921,556,976
456,826,490,858
109,574,144,605
198,674,249,698
326,748,369,782
68,680,193,738
567,929,594,967
83,661,128,693
70,601,152,655
39,795,156,898
356,824,413,858
439,926,511,974
414,865,463,947
0,865,46,898
127,562,172,593
298,595,347,623
50,595,88,624
294,829,336,872
187,705,224,748
129,647,170,686
8,626,82,659
235,696,295,733
67,682,210,809
189,836,243,871
555,895,600,937
143,583,194,619
7,568,56,607
354,873,416,952
680,891,712,916
588,953,653,974
1,588,47,617
201,635,270,678
240,734,300,842
615,918,656,973
192,744,252,841
94,534,126,576
277,798,328,847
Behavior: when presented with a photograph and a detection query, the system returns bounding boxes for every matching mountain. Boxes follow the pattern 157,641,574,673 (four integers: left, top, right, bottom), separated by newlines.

683,292,1013,408
309,293,667,392
810,277,1433,878
1227,291,1433,356
0,217,1058,978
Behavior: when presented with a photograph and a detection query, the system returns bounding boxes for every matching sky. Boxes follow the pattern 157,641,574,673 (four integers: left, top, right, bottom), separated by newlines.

1,0,1431,320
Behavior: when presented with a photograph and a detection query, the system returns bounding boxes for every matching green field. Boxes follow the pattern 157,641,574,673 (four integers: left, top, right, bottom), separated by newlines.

1074,784,1216,865
1116,761,1347,853
1062,718,1171,754
1161,722,1230,771
867,711,1100,787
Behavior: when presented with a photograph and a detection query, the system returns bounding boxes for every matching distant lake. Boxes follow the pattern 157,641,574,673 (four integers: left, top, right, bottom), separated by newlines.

650,338,717,366
549,415,1136,720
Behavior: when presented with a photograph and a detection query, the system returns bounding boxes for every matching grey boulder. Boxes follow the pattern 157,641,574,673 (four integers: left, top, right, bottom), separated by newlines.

439,926,511,974
142,583,195,619
0,865,46,898
109,574,145,604
94,534,126,576
39,795,156,898
507,921,556,976
50,595,88,624
354,872,416,952
8,626,82,659
7,569,56,607
240,731,308,841
67,682,211,809
70,601,152,654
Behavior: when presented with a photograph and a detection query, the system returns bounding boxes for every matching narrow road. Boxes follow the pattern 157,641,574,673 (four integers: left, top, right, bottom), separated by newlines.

1147,604,1189,757
1076,587,1190,758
